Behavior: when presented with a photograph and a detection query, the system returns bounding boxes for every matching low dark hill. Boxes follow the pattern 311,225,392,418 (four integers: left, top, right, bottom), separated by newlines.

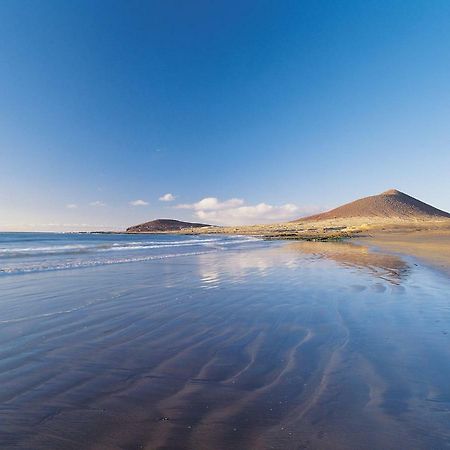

297,189,450,222
126,219,210,233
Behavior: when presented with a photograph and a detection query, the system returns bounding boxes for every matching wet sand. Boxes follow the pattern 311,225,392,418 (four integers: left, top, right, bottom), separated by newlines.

358,229,450,276
1,241,450,449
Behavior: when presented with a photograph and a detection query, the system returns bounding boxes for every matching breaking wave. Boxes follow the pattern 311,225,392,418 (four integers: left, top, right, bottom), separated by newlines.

0,233,263,275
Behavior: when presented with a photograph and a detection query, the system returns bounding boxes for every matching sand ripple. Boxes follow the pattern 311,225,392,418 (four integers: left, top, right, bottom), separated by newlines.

1,243,450,449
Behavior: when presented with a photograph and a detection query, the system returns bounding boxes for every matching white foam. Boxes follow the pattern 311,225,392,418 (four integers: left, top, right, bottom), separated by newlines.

0,250,214,275
0,236,257,257
0,235,264,275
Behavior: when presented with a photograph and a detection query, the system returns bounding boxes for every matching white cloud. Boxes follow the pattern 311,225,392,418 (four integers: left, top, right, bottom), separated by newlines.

129,199,149,206
159,193,176,202
89,200,106,207
66,203,78,209
175,197,303,225
177,197,244,211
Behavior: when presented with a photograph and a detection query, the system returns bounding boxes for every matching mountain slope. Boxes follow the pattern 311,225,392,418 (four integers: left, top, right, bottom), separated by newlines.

126,219,210,233
298,189,450,222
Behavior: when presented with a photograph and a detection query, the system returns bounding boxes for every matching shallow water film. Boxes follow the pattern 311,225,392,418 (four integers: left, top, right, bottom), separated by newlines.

0,233,449,449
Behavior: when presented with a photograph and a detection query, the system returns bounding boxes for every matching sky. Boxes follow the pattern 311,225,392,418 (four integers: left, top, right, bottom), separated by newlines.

0,0,449,231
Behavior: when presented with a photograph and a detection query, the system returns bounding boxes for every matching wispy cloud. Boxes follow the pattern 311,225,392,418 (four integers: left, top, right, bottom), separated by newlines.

89,200,106,207
66,203,78,209
159,193,176,202
129,199,149,206
175,197,306,225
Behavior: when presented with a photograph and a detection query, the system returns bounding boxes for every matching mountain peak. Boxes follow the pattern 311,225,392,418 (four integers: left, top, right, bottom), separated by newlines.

381,189,402,195
297,190,450,222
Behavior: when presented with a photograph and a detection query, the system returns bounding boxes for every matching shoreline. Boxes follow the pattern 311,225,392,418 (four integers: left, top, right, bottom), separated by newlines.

124,218,450,274
9,219,450,275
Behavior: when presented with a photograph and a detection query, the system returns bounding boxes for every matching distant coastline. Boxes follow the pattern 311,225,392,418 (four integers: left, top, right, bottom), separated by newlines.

120,189,450,241
117,189,450,273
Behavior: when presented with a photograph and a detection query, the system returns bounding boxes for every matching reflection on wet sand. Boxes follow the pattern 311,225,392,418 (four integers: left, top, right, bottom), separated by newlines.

284,240,410,284
198,240,409,289
1,242,450,449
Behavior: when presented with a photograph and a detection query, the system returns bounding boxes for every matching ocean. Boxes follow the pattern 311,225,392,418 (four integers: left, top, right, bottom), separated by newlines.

0,232,264,275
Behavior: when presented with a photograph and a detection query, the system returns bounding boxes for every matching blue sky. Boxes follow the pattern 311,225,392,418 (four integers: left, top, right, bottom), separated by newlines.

1,1,449,230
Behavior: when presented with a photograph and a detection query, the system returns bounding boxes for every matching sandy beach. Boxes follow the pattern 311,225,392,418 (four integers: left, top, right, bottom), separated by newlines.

358,229,450,276
1,233,450,449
